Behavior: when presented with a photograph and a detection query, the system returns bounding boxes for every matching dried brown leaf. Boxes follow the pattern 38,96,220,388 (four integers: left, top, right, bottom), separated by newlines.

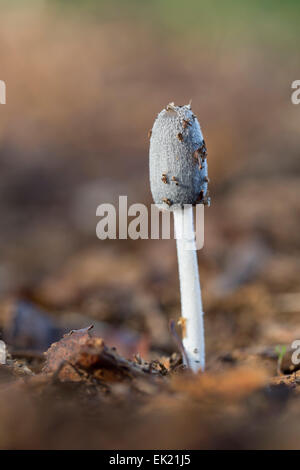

42,326,163,383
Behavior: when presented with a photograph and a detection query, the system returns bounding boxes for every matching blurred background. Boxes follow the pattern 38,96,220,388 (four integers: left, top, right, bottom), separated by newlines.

0,0,300,385
1,0,300,451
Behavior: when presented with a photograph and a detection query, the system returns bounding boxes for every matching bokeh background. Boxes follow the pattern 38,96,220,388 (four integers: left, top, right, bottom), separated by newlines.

0,0,300,449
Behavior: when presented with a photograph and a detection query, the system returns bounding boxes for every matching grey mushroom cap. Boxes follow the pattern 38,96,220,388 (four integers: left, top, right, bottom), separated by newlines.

149,103,209,210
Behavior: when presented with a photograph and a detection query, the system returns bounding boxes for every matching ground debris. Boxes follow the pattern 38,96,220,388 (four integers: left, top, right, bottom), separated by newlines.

171,366,268,401
270,370,300,391
43,326,166,384
1,299,63,352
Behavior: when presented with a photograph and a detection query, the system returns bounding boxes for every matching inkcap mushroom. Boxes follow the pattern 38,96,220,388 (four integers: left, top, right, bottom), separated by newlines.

149,102,210,372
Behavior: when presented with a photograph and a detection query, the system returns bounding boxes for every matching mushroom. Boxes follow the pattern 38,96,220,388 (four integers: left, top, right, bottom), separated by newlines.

149,102,209,372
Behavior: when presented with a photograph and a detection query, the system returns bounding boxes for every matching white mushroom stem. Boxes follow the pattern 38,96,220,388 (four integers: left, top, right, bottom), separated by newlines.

174,206,205,373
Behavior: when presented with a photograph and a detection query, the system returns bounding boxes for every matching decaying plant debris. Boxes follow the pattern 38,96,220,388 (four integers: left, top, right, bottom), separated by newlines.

42,325,168,383
0,309,300,450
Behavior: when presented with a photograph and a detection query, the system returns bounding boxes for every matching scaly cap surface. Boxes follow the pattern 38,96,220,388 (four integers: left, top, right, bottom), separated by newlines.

149,102,209,209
